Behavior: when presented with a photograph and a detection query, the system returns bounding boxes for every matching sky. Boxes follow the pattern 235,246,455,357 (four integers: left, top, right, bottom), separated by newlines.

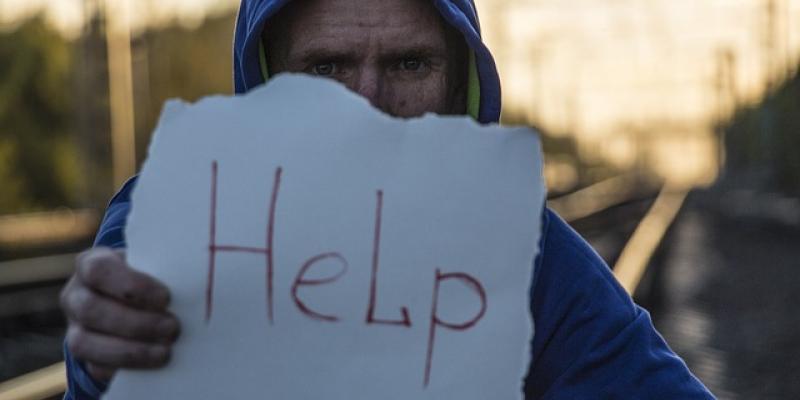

0,0,238,37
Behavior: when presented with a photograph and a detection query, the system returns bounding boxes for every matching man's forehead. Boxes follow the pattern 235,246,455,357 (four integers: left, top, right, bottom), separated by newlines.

279,0,440,19
271,0,449,44
288,31,448,59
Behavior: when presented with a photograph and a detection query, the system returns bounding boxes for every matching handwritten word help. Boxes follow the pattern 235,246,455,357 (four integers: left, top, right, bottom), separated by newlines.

205,161,487,388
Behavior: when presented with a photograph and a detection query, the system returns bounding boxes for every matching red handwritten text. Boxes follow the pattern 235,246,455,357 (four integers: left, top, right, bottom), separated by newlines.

207,161,282,324
205,161,487,387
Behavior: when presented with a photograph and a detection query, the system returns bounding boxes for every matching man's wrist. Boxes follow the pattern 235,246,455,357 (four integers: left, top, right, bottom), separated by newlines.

64,342,109,399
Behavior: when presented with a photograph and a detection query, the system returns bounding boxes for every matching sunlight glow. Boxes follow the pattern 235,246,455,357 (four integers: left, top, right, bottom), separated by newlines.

477,0,800,186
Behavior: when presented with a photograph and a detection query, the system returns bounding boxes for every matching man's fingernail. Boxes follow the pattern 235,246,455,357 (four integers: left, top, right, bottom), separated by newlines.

158,318,178,337
149,345,169,362
153,291,170,309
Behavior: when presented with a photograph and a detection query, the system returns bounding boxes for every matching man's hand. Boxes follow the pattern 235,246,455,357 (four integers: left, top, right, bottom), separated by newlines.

60,247,180,382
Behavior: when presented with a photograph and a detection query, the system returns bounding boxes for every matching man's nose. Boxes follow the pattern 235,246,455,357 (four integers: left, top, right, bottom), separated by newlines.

350,68,382,109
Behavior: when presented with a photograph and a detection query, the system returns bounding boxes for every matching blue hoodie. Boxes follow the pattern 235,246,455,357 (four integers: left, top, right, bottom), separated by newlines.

64,1,715,398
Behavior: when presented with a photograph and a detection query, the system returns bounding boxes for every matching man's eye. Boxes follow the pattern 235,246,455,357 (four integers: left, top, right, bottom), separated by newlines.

312,62,336,76
398,57,424,72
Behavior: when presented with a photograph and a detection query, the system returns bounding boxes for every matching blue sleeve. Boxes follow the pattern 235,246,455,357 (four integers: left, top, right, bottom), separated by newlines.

524,209,715,399
63,178,138,400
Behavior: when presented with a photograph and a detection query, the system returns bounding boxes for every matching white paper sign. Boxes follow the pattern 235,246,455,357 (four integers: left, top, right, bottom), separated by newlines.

105,74,544,399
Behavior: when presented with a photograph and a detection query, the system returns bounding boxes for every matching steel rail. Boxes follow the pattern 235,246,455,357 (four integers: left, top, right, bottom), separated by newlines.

0,209,98,249
548,173,647,223
612,183,690,295
0,363,65,400
0,254,77,289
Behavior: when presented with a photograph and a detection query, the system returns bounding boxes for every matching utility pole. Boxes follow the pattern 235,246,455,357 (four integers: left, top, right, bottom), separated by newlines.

760,0,779,169
105,0,136,188
763,0,778,91
714,48,737,176
76,0,111,207
785,0,794,79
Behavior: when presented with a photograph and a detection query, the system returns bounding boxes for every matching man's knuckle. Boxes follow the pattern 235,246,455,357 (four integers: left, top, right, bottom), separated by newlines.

75,291,103,324
59,281,74,312
123,345,150,366
69,289,88,318
124,277,166,308
148,345,170,366
123,278,147,296
66,327,88,356
157,348,171,365
74,251,89,270
80,252,113,287
136,315,163,338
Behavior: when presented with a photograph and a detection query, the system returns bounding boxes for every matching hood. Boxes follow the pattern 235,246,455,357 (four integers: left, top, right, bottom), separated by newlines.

232,0,502,123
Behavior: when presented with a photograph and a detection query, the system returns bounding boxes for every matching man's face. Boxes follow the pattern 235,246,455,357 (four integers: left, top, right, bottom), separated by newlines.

264,0,468,118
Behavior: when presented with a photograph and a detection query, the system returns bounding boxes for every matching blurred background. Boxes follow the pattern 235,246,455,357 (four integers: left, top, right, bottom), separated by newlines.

0,0,798,398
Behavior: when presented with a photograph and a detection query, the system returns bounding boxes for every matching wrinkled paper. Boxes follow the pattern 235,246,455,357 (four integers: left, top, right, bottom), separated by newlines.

105,74,544,399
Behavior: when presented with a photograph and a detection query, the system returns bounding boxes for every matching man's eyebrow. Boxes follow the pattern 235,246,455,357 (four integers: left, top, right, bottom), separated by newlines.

294,46,358,63
292,43,447,64
381,44,446,60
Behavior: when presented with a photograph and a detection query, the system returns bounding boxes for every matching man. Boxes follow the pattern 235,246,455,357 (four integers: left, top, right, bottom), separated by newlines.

60,0,715,398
